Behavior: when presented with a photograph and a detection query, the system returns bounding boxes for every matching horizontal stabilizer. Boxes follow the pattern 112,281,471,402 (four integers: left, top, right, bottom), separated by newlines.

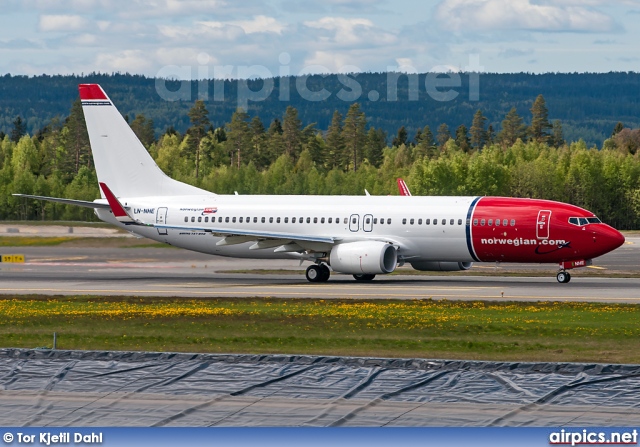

98,182,136,223
12,194,110,209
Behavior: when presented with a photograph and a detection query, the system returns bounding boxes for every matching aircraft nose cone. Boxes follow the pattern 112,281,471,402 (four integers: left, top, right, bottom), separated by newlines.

596,226,625,254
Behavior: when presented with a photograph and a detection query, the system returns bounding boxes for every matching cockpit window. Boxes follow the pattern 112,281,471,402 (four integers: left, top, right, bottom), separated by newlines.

569,216,602,226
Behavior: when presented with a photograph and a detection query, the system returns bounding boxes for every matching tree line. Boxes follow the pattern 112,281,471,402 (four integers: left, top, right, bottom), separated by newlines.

2,94,640,230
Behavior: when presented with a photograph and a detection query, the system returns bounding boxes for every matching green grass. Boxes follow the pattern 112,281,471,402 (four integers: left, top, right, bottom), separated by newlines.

0,236,80,246
2,295,640,363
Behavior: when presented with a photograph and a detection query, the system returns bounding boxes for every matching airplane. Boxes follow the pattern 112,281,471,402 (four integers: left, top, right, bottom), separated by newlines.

14,84,625,284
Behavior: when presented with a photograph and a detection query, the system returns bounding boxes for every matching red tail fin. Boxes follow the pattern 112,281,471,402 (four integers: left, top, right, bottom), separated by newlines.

397,178,411,196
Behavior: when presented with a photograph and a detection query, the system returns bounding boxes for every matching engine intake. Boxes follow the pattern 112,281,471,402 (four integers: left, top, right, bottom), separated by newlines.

410,261,473,272
330,241,397,275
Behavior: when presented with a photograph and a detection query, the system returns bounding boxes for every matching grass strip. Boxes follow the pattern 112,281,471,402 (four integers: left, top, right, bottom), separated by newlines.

1,295,639,364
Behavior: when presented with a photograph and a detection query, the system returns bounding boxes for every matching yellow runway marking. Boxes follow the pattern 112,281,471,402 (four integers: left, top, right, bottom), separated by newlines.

588,266,607,270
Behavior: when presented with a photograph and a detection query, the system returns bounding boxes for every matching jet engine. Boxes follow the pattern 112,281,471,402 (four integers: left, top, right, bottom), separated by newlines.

330,241,397,275
410,261,473,271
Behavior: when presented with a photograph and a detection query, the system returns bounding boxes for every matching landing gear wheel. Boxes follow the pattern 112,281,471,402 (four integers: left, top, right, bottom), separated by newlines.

353,274,376,281
318,264,331,282
306,265,322,282
556,271,571,283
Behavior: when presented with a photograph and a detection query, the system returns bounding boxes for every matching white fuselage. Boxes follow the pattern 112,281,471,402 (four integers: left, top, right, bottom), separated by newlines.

96,194,478,262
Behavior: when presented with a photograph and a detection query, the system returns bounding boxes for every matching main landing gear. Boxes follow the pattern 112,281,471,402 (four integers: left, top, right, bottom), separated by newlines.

556,271,571,283
306,264,330,283
353,274,376,281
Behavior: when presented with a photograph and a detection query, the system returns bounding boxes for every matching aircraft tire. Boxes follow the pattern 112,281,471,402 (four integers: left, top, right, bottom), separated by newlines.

556,271,571,283
353,274,376,281
318,264,331,282
306,265,322,282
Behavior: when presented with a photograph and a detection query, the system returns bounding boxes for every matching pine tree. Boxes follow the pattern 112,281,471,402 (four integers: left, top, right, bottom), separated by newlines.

470,109,487,150
530,94,552,143
249,116,270,169
226,109,250,169
392,126,408,147
10,116,27,143
63,98,91,176
414,125,435,159
282,106,302,161
551,120,564,147
342,103,367,171
365,127,386,168
498,107,526,146
187,100,211,179
436,123,450,149
455,124,470,152
612,122,624,137
486,125,495,145
325,111,345,170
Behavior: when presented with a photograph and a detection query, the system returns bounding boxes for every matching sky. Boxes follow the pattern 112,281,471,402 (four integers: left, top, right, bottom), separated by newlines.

1,0,639,78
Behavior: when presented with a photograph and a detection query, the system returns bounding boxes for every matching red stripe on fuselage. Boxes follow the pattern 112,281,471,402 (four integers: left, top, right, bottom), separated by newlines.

469,197,624,263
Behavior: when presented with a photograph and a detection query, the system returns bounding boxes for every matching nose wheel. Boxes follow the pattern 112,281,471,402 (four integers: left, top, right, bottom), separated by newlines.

306,264,330,282
556,271,571,283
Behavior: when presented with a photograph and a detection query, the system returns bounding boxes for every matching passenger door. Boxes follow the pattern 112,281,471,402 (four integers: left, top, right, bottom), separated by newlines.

536,210,551,239
156,207,168,235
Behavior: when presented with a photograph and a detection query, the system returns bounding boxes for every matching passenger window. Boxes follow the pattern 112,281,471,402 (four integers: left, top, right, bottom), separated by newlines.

307,217,311,224
495,219,500,226
277,217,281,223
246,217,250,222
239,217,243,223
503,219,508,226
473,219,478,226
269,217,273,223
442,219,446,225
488,219,492,226
510,219,515,226
410,219,414,225
232,217,236,223
321,217,325,224
351,217,356,224
433,219,438,225
205,217,209,223
344,218,348,224
426,219,430,225
218,217,223,223
402,218,407,225
457,219,462,225
365,217,370,224
261,217,265,223
253,217,257,223
292,217,296,223
301,217,304,224
328,217,333,224
314,217,318,223
184,216,188,222
418,219,422,225
379,219,384,225
387,219,391,224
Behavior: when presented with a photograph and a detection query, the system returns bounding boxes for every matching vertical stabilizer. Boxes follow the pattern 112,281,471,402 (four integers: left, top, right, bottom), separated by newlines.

79,84,210,198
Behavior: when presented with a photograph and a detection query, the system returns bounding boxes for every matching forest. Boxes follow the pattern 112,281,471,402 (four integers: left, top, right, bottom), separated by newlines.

2,88,640,230
1,72,640,147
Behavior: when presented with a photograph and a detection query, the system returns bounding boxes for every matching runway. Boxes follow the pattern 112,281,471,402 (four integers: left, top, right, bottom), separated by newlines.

0,238,639,302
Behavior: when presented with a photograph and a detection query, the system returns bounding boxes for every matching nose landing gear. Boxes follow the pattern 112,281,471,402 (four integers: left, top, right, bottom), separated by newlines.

556,271,571,283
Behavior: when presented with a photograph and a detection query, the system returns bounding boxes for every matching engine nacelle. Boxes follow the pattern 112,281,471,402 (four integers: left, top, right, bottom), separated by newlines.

330,241,397,275
410,261,473,272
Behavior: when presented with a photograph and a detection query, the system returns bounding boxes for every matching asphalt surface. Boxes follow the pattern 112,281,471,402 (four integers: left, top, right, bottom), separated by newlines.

0,237,638,302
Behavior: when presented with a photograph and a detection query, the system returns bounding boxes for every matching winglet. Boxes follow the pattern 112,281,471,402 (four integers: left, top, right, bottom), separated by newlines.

99,182,135,223
397,178,412,196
